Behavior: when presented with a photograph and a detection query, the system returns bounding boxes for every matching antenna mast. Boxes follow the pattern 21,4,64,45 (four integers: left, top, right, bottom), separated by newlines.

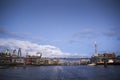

94,41,98,56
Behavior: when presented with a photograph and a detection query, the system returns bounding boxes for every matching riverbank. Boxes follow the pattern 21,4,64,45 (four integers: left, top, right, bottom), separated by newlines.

0,62,120,67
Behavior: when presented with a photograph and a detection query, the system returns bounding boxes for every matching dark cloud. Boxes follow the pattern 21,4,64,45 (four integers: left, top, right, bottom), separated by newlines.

0,27,45,43
70,27,120,44
0,27,21,38
0,27,7,34
103,31,118,37
103,28,120,40
74,29,94,37
0,27,18,38
69,40,75,44
73,27,120,39
73,29,100,39
69,40,78,44
69,29,100,44
117,37,120,40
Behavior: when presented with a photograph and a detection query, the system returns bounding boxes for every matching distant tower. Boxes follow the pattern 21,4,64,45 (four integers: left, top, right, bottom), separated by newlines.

18,48,21,57
94,41,98,56
13,49,16,56
5,49,9,55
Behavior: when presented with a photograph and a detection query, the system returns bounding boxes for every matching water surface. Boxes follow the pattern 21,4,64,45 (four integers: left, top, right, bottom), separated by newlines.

0,65,120,80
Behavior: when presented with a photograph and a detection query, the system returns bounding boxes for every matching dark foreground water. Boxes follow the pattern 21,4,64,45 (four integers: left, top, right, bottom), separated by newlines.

0,65,120,80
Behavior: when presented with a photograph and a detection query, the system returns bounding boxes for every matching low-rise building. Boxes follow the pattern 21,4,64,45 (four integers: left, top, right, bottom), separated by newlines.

91,52,116,64
12,57,24,64
25,56,41,65
103,52,116,58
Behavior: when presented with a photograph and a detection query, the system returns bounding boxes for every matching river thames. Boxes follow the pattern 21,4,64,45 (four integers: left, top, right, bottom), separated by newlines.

0,65,120,80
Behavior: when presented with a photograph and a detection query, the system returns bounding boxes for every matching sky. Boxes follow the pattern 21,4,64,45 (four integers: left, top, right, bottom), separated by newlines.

0,0,120,57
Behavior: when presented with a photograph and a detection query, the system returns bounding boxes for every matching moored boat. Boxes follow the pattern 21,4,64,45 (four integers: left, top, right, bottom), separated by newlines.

87,63,96,66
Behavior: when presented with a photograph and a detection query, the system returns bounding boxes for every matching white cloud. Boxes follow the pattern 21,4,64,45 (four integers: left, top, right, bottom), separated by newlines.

0,38,87,58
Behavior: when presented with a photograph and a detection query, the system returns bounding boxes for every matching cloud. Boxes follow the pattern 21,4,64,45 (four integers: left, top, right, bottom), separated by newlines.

0,27,49,43
50,40,62,43
0,27,9,35
73,29,99,38
103,28,120,40
70,28,100,44
71,28,120,44
0,27,24,38
0,38,87,58
103,30,118,37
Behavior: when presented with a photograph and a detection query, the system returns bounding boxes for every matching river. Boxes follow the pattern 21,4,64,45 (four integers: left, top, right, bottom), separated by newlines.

0,65,120,80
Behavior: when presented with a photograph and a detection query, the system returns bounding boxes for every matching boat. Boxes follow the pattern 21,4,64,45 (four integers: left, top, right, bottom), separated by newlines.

87,63,96,66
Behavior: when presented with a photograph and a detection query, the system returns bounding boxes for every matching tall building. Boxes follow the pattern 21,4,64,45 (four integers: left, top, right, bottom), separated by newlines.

12,49,16,56
18,48,22,57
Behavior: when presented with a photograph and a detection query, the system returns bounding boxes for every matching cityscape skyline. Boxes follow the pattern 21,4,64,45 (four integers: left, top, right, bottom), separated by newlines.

0,0,120,57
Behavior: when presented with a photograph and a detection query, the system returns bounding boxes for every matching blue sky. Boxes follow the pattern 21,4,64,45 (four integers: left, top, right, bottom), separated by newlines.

0,0,120,57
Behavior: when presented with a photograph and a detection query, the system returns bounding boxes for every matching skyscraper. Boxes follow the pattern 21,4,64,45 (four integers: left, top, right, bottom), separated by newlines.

18,48,21,57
